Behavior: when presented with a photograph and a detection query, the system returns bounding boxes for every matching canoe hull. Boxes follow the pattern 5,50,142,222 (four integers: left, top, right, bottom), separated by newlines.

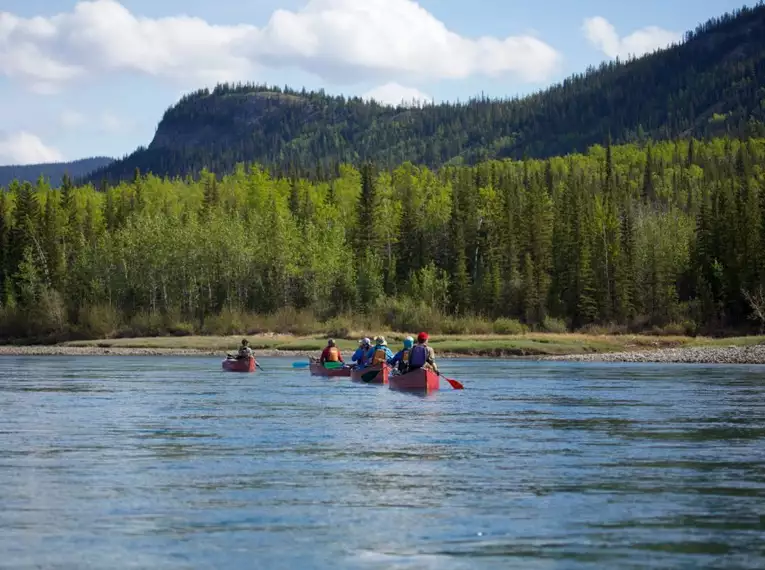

309,359,352,377
222,357,256,372
351,363,390,384
389,367,439,392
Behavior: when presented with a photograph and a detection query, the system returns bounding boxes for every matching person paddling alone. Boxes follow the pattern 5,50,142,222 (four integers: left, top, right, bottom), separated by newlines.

319,338,344,366
237,339,253,360
408,332,438,374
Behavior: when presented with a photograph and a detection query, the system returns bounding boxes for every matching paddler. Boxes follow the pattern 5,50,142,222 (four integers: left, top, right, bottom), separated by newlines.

319,338,344,365
352,337,372,368
236,338,253,359
389,336,414,373
408,332,439,374
365,336,394,366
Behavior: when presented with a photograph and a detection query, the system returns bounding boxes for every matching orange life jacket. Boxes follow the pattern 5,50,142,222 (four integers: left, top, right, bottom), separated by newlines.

371,347,387,365
327,346,340,362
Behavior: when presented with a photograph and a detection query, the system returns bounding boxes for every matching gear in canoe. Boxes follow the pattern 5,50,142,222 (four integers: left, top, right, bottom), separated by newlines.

222,339,262,372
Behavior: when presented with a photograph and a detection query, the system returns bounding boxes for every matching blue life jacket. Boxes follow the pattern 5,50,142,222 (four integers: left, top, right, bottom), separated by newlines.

409,344,428,368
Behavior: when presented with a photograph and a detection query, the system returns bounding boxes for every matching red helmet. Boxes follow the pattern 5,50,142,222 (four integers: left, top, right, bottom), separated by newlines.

417,332,429,342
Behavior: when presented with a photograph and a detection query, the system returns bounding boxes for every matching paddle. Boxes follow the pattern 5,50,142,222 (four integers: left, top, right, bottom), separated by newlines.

361,369,379,382
438,371,464,390
293,360,345,369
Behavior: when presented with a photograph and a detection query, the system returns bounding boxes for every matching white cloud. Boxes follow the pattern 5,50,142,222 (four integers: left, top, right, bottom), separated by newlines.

59,110,85,128
362,83,432,107
0,0,561,93
0,131,64,165
59,109,134,133
583,16,681,59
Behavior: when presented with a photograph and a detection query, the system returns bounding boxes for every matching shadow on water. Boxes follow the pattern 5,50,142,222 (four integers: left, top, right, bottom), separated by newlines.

0,355,764,569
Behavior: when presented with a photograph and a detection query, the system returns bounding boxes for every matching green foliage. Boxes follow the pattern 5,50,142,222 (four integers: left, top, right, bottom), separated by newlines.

1,136,765,341
492,318,530,335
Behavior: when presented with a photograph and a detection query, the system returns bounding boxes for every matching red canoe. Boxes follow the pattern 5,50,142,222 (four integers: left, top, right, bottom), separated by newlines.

222,356,256,372
351,363,390,384
389,367,440,392
309,359,352,377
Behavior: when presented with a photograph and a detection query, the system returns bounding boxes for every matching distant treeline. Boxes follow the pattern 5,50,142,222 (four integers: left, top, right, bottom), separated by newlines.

1,136,765,341
0,157,114,187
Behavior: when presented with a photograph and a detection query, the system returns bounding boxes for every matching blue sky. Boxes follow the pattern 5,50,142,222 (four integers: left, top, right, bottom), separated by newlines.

0,0,751,165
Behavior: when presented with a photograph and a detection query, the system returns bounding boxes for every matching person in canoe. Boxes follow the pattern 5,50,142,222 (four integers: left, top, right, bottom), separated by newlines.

319,338,344,365
408,332,439,374
365,336,394,367
236,339,254,359
352,337,371,368
389,336,414,374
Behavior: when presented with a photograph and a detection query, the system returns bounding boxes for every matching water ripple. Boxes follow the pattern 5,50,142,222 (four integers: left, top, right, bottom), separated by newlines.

1,356,764,569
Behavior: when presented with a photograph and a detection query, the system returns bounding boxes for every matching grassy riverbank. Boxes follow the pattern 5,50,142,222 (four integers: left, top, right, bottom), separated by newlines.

48,332,765,357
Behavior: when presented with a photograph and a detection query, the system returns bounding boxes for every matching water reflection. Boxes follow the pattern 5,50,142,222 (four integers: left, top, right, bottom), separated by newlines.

0,356,764,569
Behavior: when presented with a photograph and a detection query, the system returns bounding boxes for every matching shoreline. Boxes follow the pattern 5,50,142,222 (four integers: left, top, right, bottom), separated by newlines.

0,345,488,359
2,343,765,364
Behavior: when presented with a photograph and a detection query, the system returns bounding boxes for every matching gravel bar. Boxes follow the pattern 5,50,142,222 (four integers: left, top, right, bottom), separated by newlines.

543,345,765,364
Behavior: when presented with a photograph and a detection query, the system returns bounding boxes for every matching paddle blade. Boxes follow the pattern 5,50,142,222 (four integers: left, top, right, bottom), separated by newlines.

292,362,310,368
361,370,379,382
440,374,464,390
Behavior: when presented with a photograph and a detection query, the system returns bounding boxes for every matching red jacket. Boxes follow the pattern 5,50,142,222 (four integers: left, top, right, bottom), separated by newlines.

320,346,344,363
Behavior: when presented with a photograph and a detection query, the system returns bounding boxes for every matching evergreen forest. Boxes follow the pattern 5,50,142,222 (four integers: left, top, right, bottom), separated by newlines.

2,137,765,342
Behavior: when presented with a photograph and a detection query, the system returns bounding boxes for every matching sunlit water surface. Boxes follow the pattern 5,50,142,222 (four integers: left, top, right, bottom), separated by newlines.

1,356,764,569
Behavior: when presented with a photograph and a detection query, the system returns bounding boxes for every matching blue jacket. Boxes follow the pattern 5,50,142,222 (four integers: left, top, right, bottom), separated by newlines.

352,347,369,365
390,349,408,365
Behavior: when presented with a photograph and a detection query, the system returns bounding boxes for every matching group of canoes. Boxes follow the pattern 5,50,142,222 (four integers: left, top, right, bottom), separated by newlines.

309,333,442,392
221,334,452,392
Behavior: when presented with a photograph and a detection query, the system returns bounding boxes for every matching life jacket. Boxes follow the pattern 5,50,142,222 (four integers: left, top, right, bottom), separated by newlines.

409,344,428,368
371,347,387,365
397,349,410,372
326,346,340,362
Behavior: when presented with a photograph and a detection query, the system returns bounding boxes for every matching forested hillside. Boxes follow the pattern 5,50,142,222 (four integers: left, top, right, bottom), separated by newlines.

87,4,765,184
0,157,113,188
2,136,765,341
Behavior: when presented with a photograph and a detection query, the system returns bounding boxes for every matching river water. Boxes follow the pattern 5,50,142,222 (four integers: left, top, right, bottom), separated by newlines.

0,356,764,569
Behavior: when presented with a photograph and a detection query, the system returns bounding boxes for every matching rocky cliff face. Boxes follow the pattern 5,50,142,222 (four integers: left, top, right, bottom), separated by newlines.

149,91,313,151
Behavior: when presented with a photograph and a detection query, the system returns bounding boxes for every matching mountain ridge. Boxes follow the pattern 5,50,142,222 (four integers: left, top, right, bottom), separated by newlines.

1,157,114,188
82,2,765,183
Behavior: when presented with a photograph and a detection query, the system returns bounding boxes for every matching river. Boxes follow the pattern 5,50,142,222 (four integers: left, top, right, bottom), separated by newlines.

1,356,764,569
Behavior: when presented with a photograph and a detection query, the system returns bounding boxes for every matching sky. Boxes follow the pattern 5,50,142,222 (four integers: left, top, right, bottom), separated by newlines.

0,0,753,166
